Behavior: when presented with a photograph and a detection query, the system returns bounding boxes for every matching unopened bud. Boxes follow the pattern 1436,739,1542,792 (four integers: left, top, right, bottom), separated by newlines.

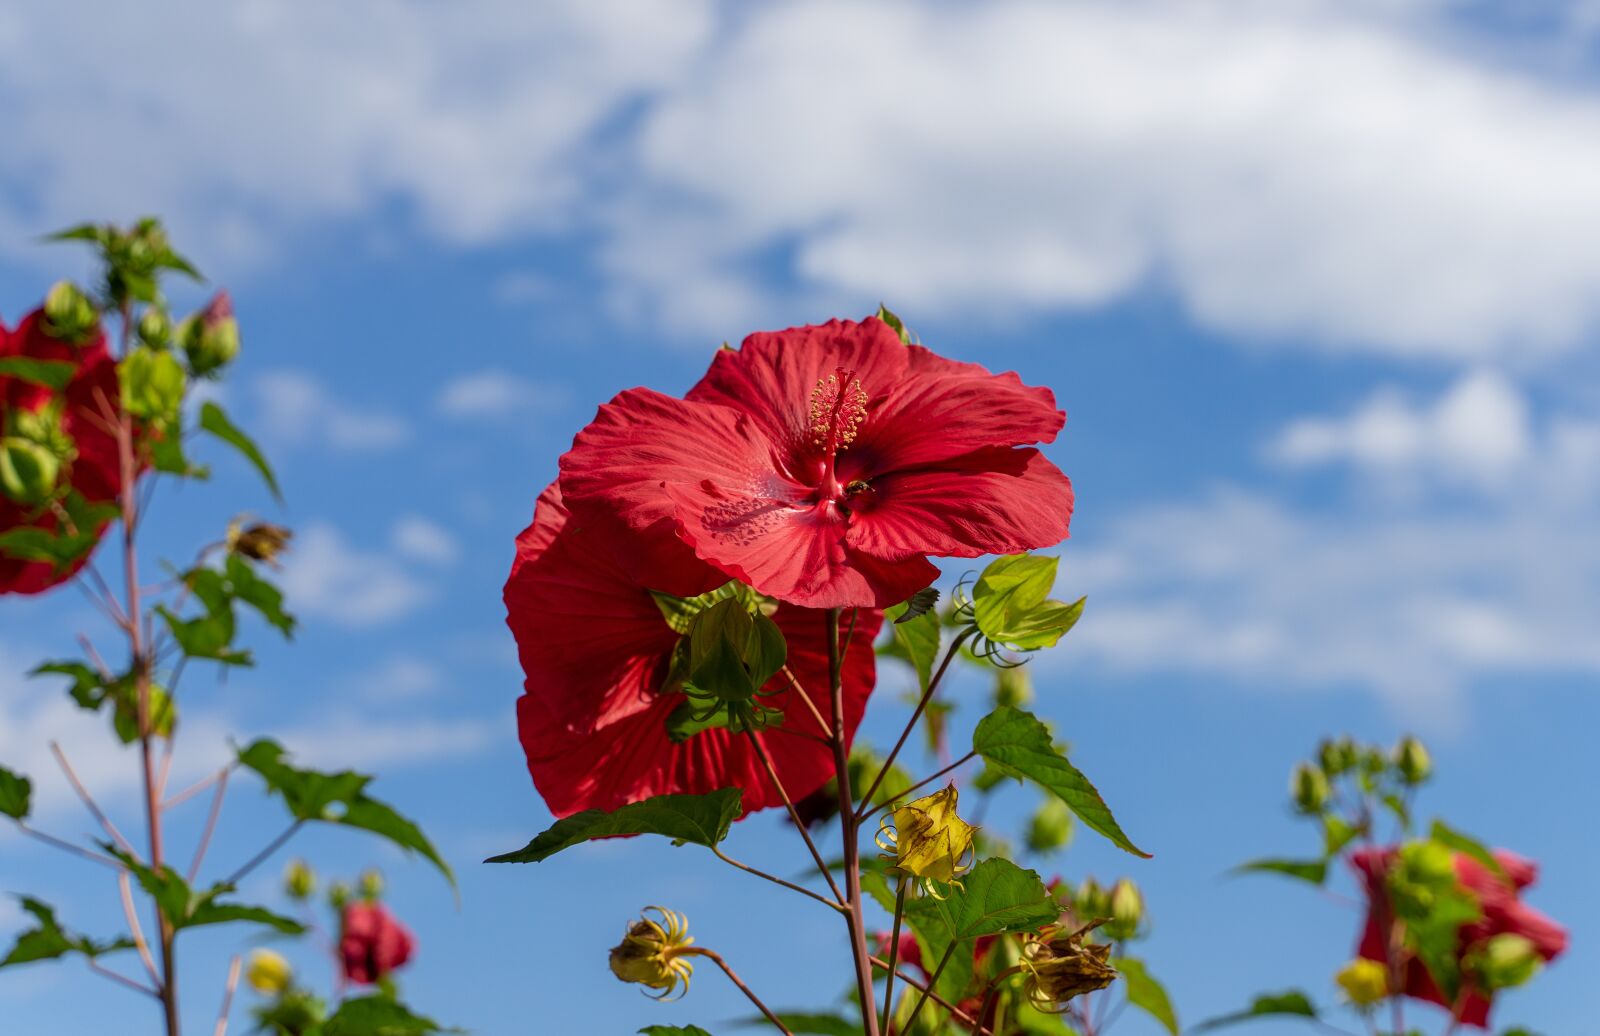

1471,933,1542,991
358,868,384,901
137,307,172,349
246,949,293,996
1318,737,1357,777
328,881,352,910
1076,877,1109,921
0,438,61,507
1026,798,1074,855
1335,958,1389,1005
993,666,1033,709
42,281,97,343
178,291,240,376
1291,762,1330,814
1401,840,1456,885
284,858,316,901
1109,879,1143,933
609,906,696,1000
1394,736,1431,785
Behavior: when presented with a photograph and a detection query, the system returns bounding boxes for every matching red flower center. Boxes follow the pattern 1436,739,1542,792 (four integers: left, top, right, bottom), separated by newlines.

806,366,869,510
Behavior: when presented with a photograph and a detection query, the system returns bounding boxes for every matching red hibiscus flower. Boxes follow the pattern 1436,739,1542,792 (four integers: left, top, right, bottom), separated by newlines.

0,306,124,596
504,483,883,817
1351,845,1568,1028
339,901,415,985
559,317,1072,609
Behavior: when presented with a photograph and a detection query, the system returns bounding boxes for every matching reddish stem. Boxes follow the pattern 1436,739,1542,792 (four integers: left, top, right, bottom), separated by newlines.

827,608,881,1036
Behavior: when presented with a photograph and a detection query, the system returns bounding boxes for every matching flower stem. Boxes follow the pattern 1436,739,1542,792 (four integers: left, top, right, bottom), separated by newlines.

880,877,907,1035
858,751,978,825
902,939,958,1033
683,948,794,1036
871,956,997,1035
826,608,881,1036
744,728,844,904
856,629,974,818
710,846,844,913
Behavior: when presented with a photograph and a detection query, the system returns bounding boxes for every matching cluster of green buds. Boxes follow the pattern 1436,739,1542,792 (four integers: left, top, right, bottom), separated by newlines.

0,410,68,509
876,785,977,898
1289,734,1432,822
1059,876,1145,941
42,280,99,343
608,907,698,1000
1019,921,1119,1012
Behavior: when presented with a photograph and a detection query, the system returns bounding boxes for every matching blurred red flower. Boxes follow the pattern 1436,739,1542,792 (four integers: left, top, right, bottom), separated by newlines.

339,901,415,985
0,307,124,596
1351,845,1568,1028
504,483,882,817
559,317,1072,609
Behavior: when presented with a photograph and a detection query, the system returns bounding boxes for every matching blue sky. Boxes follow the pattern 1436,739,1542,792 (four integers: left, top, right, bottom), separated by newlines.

1,1,1598,1033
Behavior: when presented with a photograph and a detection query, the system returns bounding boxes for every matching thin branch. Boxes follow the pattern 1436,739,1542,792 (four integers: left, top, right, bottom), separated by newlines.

683,948,793,1036
212,955,242,1036
870,955,996,1035
711,846,844,912
827,607,881,1036
187,767,230,882
777,664,830,732
16,823,123,869
880,877,908,1036
744,729,844,904
859,751,978,825
119,871,162,987
164,763,237,811
87,958,159,998
902,941,959,1034
225,820,304,886
51,741,138,857
856,629,974,812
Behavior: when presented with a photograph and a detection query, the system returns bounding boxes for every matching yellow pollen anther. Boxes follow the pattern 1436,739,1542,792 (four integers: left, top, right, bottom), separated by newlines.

808,367,868,453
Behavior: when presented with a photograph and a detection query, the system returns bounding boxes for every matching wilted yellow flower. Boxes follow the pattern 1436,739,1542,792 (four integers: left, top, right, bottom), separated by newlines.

1335,958,1389,1005
246,949,292,996
876,786,976,897
1021,923,1118,1011
226,518,293,566
608,906,696,1000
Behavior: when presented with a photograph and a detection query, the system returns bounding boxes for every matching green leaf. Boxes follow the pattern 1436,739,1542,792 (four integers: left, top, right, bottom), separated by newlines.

875,304,913,343
1233,858,1327,885
683,599,786,702
971,555,1084,651
650,580,772,635
237,739,453,887
664,701,784,744
640,1027,716,1036
1113,957,1178,1035
0,765,31,820
738,1013,859,1035
199,402,281,501
185,898,305,935
0,357,75,391
972,707,1149,857
487,789,742,863
896,587,939,623
225,554,296,636
1430,820,1504,880
881,600,942,691
0,492,117,570
324,995,454,1035
920,858,1059,940
157,603,249,666
0,897,133,969
1323,815,1359,857
1194,991,1318,1031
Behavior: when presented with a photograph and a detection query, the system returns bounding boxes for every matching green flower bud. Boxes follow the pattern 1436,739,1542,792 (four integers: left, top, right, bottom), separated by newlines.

1470,933,1542,991
1076,877,1109,920
137,307,173,349
1400,840,1456,885
1291,762,1330,814
42,281,98,343
358,868,384,901
1107,878,1143,938
0,437,61,507
284,859,316,901
1318,736,1357,777
993,666,1033,709
327,881,352,910
1025,798,1074,855
1395,735,1431,785
178,291,239,376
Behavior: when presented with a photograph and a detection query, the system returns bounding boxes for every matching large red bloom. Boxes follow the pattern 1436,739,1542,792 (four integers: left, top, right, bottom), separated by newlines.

0,307,124,596
339,901,415,985
559,317,1072,609
505,483,882,817
1351,845,1567,1028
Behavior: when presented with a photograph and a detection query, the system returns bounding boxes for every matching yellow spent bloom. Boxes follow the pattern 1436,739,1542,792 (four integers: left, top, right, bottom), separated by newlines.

608,906,696,1000
1335,958,1390,1006
245,949,292,996
875,785,976,897
1021,923,1118,1011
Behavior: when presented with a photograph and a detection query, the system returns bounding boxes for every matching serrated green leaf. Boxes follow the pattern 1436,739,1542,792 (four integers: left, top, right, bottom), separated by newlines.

920,858,1059,940
1114,957,1178,1035
1193,991,1318,1031
199,402,280,501
185,898,305,935
739,1013,858,1035
881,600,941,691
0,897,133,969
31,660,109,710
1233,858,1327,885
1430,820,1504,880
488,789,742,863
237,739,453,886
0,765,32,820
0,357,76,391
324,995,454,1035
225,554,295,636
972,707,1149,857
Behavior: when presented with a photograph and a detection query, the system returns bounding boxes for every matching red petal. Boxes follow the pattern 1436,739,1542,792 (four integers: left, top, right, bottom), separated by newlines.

846,447,1074,561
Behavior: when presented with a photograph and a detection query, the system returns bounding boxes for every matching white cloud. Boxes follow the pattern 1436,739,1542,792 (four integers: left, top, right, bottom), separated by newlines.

279,523,432,627
253,371,409,452
266,714,492,772
351,656,445,700
612,0,1600,357
1269,369,1532,487
0,0,715,267
434,370,566,421
1062,394,1600,714
391,516,460,566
